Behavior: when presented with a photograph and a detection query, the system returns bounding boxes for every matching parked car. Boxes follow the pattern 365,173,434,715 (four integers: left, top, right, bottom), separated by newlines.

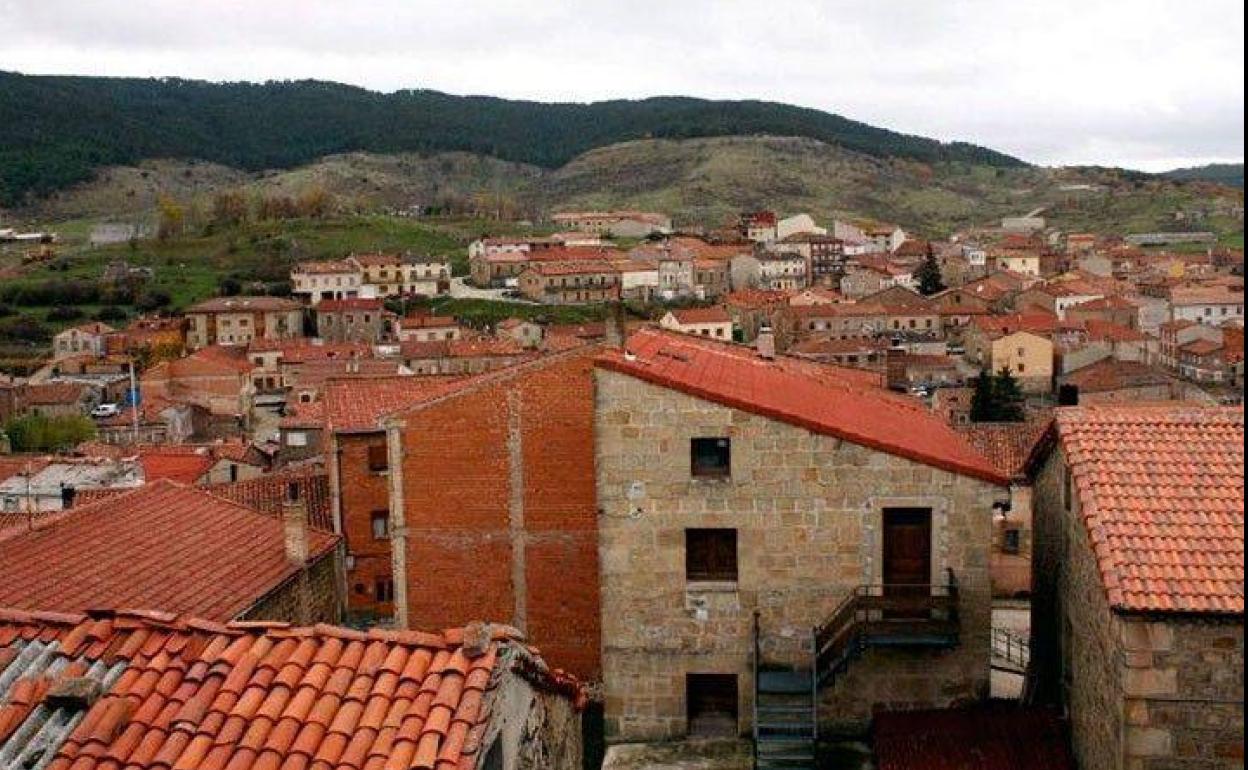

90,403,121,418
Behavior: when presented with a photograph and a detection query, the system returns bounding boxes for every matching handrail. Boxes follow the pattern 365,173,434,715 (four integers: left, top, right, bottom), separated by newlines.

813,573,962,684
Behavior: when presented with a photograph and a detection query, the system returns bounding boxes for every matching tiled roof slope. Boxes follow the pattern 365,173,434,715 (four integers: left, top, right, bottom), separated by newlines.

957,416,1053,479
0,608,584,770
599,329,1007,484
324,376,469,433
1055,406,1244,615
0,480,339,621
207,470,334,532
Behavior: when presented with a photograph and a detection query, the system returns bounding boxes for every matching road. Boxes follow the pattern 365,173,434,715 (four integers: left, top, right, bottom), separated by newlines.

447,277,532,303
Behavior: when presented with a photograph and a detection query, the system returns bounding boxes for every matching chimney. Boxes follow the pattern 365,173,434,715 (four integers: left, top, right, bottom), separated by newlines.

282,481,309,567
755,325,776,360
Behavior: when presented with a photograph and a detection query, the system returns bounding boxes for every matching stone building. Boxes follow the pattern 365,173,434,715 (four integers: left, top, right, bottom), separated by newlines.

593,329,1008,744
1031,406,1244,770
314,297,389,343
184,296,304,350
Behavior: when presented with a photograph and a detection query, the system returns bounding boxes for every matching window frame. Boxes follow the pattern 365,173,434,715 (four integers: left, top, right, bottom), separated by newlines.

367,443,390,473
690,437,731,479
685,528,739,583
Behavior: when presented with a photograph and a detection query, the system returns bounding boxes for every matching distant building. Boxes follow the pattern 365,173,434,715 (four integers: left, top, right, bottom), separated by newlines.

315,297,389,343
659,307,734,339
551,210,672,237
52,322,114,360
184,296,304,350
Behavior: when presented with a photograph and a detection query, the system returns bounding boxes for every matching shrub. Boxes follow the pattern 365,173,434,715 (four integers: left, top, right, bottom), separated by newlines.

4,413,97,452
134,290,172,312
0,315,53,343
46,306,85,322
95,305,129,322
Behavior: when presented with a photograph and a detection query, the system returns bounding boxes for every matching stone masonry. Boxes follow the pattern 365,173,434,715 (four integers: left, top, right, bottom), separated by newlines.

1032,447,1245,770
594,369,1003,740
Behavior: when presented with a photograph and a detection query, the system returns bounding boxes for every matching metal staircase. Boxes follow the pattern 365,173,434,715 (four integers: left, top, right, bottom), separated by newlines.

751,570,962,769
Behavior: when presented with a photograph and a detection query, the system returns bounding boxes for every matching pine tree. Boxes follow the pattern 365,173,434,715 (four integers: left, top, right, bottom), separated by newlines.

970,367,996,422
993,366,1026,422
916,243,946,296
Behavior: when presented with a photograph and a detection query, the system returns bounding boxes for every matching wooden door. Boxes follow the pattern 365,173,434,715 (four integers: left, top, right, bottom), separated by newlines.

882,508,932,615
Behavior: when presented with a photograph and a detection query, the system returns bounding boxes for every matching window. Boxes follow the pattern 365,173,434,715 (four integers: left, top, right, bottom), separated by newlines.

686,674,738,736
285,431,308,447
367,443,389,472
686,529,738,582
371,511,390,539
375,578,395,603
691,438,731,478
1003,528,1021,554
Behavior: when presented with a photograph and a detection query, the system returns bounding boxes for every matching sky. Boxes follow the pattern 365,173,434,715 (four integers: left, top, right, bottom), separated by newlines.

1,0,1243,171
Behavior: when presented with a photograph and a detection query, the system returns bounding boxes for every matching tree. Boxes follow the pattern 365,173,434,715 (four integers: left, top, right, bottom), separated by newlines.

916,243,945,296
970,367,996,422
212,190,249,226
156,195,185,241
970,365,1027,422
4,413,96,452
993,366,1026,422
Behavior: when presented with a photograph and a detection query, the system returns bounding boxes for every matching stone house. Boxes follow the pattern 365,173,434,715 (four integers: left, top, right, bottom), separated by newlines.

594,329,1008,744
659,307,735,340
497,318,545,348
1030,406,1244,770
352,251,451,297
290,258,362,304
184,296,304,350
694,258,732,299
51,322,114,360
519,261,620,304
315,297,389,343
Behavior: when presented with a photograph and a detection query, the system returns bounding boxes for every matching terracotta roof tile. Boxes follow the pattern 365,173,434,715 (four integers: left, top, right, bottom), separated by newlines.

598,329,1006,484
206,470,334,532
137,447,216,484
0,610,582,770
1054,406,1244,615
957,417,1053,479
0,480,339,621
324,377,470,434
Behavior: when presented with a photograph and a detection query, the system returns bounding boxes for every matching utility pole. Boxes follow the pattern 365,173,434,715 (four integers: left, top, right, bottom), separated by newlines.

129,359,140,445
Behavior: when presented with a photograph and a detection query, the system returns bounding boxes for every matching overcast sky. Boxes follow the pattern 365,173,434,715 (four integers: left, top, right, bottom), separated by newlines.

2,0,1242,171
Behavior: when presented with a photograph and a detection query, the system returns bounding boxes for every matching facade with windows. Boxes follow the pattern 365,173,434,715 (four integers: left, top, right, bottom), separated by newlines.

594,329,1006,740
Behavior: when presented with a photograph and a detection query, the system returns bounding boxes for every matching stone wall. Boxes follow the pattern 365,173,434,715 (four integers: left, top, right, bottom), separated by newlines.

1032,446,1125,770
1031,447,1245,770
1120,617,1244,770
595,369,1002,740
238,547,343,625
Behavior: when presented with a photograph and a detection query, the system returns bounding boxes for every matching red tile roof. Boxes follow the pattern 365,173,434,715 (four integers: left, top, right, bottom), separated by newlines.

957,417,1053,479
668,307,733,325
316,297,385,312
598,329,1007,484
137,447,216,484
1081,320,1148,343
1063,359,1172,393
0,480,339,620
0,607,584,770
324,376,469,433
1053,406,1244,615
971,312,1059,337
207,469,334,532
874,704,1075,770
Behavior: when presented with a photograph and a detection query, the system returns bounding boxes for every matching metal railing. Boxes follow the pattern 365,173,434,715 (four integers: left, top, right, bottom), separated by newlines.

814,569,961,684
751,610,760,770
992,626,1030,672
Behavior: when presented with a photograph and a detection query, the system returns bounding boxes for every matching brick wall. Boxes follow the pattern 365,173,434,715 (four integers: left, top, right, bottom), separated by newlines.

388,350,603,679
595,369,1001,740
238,547,343,625
335,430,398,622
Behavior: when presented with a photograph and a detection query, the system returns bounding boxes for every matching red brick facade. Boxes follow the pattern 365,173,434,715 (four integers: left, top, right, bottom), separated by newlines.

334,431,398,621
389,349,603,679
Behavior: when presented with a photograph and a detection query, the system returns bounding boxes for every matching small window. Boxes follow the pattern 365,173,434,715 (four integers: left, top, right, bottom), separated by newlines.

1003,528,1021,554
367,443,389,472
375,578,395,603
371,511,389,539
686,674,739,736
686,529,738,582
691,438,731,478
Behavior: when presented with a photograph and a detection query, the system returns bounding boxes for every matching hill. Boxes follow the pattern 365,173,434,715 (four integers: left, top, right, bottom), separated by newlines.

11,136,1244,240
1161,163,1244,189
0,71,1026,207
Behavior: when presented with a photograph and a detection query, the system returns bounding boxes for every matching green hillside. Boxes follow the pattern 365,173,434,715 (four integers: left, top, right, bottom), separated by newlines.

0,71,1026,207
1161,163,1244,189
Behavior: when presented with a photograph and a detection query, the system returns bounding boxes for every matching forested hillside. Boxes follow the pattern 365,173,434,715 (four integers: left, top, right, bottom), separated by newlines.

1161,163,1244,189
0,71,1026,206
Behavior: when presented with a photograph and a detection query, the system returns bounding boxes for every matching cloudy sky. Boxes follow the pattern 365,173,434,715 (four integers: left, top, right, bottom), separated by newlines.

2,0,1242,171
